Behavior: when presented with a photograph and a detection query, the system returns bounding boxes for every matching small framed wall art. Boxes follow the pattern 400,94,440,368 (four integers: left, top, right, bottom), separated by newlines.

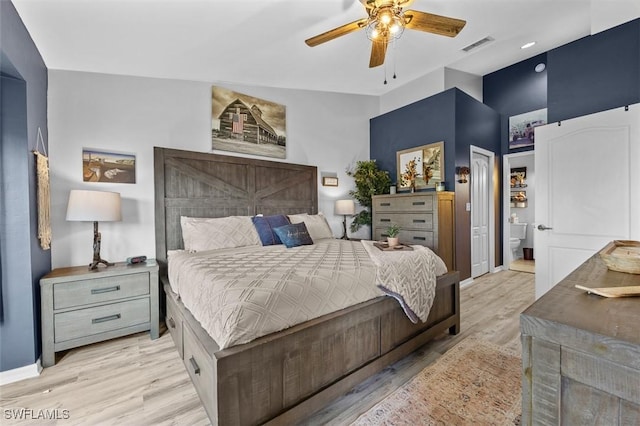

322,176,339,187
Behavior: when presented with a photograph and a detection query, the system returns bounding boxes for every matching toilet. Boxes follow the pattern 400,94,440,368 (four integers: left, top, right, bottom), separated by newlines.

510,222,528,261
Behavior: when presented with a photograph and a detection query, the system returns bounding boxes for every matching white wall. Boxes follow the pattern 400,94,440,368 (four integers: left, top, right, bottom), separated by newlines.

48,70,378,268
379,67,483,115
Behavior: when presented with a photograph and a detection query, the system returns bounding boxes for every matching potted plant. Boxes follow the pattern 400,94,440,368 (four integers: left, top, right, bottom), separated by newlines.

346,160,391,236
386,224,400,247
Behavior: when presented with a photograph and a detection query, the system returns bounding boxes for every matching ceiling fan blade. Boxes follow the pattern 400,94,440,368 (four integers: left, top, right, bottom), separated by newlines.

369,39,387,68
305,18,368,47
403,10,466,37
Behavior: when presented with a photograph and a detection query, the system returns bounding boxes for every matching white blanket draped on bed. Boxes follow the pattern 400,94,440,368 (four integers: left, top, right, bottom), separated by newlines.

168,239,445,349
361,240,439,323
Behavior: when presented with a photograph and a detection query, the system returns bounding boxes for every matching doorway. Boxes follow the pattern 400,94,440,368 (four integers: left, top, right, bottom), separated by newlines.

470,146,495,278
503,151,535,274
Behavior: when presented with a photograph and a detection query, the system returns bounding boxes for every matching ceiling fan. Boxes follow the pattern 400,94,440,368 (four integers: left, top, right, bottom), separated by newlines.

305,0,466,68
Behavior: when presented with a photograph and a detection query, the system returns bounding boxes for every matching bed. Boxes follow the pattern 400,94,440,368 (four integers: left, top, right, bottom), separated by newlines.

154,147,460,425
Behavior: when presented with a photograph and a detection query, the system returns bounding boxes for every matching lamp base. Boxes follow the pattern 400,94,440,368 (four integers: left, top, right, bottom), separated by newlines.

340,215,349,240
89,221,114,270
89,258,115,271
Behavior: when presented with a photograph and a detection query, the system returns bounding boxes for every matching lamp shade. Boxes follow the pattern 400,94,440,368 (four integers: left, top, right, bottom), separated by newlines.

66,190,122,222
334,199,355,215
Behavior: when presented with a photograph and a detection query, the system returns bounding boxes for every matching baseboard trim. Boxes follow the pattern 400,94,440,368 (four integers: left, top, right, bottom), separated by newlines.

0,358,42,386
460,277,474,288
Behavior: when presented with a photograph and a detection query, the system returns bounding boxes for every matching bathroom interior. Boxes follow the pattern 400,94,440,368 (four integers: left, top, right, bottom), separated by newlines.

507,152,535,273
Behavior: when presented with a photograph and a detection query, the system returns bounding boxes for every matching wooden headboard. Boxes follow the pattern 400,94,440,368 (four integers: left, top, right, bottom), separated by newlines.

154,147,317,266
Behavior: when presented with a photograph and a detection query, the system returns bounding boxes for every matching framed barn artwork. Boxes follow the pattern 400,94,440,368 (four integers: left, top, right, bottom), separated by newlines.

211,86,287,159
508,108,547,150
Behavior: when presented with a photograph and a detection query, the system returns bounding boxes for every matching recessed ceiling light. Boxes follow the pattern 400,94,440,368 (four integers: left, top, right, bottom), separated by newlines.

521,41,536,49
535,63,546,73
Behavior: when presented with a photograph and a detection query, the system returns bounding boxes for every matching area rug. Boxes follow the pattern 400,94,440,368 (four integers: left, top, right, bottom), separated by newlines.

351,337,522,425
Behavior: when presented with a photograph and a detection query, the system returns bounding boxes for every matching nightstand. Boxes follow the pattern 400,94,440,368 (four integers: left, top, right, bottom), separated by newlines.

40,260,159,367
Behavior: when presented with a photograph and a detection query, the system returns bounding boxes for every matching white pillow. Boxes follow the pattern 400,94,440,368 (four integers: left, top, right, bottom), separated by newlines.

180,216,261,252
287,212,334,241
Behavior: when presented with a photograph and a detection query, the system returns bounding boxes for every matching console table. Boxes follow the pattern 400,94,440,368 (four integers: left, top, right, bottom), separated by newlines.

520,253,640,425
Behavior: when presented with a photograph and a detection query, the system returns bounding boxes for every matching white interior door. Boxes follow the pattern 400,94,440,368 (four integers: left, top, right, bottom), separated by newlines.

471,150,490,277
535,104,640,299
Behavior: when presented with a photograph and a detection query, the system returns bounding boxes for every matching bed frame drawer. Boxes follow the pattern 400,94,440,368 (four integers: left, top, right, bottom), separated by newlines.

166,294,184,359
54,273,149,310
183,322,215,419
54,298,150,343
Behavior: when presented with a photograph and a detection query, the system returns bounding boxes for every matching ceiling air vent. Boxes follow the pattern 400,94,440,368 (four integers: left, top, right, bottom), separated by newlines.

462,36,494,52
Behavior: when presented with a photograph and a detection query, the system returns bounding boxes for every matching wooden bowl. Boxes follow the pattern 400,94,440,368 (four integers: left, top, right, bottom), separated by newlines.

598,240,640,274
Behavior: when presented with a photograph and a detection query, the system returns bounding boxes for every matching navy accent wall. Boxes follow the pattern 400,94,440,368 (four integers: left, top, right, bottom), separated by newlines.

483,54,548,155
1,1,49,372
371,88,500,280
547,19,640,123
370,90,457,186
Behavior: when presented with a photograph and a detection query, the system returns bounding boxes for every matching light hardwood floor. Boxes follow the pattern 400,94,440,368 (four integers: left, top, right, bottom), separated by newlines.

0,270,534,425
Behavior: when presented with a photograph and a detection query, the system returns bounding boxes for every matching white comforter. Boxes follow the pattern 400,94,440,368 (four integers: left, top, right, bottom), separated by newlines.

168,239,445,349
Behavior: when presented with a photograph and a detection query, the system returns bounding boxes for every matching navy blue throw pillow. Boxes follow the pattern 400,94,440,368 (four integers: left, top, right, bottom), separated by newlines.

273,223,314,248
252,214,291,246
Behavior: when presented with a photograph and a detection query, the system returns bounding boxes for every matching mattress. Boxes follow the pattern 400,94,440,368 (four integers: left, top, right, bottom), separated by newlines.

168,239,444,349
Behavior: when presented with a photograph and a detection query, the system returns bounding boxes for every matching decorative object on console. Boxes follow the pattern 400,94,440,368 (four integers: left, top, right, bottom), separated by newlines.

457,166,470,183
66,190,122,270
322,176,339,186
335,199,356,240
211,86,286,159
386,223,400,247
346,160,390,234
126,255,147,264
397,142,444,191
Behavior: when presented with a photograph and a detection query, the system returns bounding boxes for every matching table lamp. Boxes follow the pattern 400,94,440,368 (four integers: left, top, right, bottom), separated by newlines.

334,199,356,240
66,190,122,270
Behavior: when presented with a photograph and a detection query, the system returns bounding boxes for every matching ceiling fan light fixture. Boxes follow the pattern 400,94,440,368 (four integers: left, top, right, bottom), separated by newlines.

365,6,405,42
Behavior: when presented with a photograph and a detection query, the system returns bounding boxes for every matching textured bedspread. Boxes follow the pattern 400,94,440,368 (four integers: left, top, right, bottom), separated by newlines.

168,239,444,349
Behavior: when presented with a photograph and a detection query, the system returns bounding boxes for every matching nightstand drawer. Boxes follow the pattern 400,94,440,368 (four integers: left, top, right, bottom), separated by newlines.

54,273,149,309
54,298,150,343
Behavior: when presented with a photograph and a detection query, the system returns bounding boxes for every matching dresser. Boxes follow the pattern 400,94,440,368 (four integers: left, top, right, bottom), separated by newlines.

40,261,159,367
372,192,455,270
520,254,640,425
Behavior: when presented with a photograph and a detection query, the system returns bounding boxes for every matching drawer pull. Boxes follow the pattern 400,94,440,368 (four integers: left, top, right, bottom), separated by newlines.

412,201,425,206
413,219,426,223
189,357,201,375
168,317,176,329
380,218,391,222
92,314,121,324
91,285,121,295
380,203,391,206
413,236,426,241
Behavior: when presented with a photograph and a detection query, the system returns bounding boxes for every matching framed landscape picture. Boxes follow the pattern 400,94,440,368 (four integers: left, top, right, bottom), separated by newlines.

396,141,444,190
211,86,287,159
508,108,547,149
82,148,136,184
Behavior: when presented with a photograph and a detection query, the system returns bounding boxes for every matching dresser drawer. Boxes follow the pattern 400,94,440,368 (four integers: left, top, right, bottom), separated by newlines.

399,230,435,247
183,323,215,414
54,273,149,310
54,298,150,343
166,295,184,359
373,195,434,212
374,212,434,231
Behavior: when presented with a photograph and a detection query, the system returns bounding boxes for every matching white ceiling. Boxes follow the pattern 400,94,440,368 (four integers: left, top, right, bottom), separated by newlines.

11,0,640,96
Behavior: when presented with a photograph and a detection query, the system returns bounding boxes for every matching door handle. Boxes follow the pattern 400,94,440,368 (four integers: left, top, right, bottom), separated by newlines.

537,224,553,231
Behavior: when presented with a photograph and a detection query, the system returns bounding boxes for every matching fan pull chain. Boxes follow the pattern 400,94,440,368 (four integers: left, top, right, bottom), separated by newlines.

384,62,387,85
